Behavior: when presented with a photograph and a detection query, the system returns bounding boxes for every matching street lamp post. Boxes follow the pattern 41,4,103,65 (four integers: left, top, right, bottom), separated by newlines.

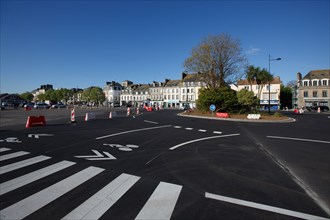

268,54,281,113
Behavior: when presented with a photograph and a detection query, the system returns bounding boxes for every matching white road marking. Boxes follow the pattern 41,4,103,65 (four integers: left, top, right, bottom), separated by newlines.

0,166,104,220
198,129,207,132
74,150,117,160
267,136,330,144
0,148,11,152
96,125,172,140
0,148,12,153
62,173,140,220
0,160,76,195
0,151,30,161
213,131,222,134
173,126,182,128
135,182,182,220
185,127,193,130
205,192,329,220
28,134,54,139
0,155,51,174
169,134,240,151
144,120,159,124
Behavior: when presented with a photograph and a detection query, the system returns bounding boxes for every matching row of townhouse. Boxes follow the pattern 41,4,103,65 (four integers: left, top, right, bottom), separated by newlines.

294,69,330,108
103,73,206,108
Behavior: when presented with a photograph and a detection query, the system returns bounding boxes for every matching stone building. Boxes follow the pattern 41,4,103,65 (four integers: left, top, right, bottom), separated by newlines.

296,69,330,108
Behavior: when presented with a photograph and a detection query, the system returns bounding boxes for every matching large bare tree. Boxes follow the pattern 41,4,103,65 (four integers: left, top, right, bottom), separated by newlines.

184,33,247,89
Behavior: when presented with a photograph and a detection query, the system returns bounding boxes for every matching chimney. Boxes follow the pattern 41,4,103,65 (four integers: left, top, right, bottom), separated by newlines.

182,72,187,80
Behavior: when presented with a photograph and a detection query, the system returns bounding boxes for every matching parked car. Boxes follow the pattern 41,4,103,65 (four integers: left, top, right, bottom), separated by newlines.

51,103,66,108
306,106,329,112
24,103,35,108
34,102,50,109
180,104,191,110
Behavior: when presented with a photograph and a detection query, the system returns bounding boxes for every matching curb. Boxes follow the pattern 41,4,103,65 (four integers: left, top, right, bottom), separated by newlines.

178,113,296,123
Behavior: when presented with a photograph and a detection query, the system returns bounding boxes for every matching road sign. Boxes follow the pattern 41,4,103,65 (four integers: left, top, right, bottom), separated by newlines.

210,104,216,112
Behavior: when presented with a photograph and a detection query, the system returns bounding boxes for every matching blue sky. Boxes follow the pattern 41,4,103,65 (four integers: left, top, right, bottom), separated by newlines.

1,0,329,94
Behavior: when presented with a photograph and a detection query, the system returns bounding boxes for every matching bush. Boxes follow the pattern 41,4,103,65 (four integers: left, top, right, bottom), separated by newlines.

274,112,283,117
196,86,238,113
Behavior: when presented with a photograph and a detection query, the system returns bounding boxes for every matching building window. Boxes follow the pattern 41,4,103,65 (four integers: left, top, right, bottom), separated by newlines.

312,80,318,86
303,81,308,86
244,86,249,90
304,91,308,97
322,91,328,97
313,91,317,97
182,89,185,94
322,80,328,86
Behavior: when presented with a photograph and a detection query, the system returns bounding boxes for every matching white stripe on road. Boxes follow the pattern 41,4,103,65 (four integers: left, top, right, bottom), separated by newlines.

135,182,182,220
205,192,329,220
173,126,182,128
198,129,207,132
0,148,11,153
0,160,76,195
169,134,240,151
0,151,30,161
62,173,140,220
96,125,172,140
144,120,159,124
267,136,330,144
185,127,193,130
213,131,223,134
0,156,51,174
0,166,104,220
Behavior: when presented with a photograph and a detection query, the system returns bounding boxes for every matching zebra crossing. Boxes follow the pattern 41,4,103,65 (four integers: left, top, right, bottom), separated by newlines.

0,148,183,220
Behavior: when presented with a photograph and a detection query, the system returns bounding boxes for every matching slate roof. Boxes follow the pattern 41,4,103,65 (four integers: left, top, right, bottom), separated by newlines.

302,69,330,80
237,77,281,85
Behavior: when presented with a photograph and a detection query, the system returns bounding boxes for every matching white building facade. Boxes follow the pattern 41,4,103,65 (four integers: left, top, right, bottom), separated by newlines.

236,77,282,110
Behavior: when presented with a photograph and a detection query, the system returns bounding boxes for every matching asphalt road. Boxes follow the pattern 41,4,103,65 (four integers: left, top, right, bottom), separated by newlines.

0,108,329,219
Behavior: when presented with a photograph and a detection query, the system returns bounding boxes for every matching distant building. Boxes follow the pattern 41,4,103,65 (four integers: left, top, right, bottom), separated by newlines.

103,81,123,106
32,84,53,101
149,81,164,107
163,79,181,108
296,69,330,108
237,77,282,110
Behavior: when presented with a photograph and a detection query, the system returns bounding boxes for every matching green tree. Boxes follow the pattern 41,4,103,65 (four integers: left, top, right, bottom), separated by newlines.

184,33,247,88
82,87,105,106
237,89,259,113
20,92,34,102
58,88,73,103
196,87,238,112
36,93,46,102
280,84,292,109
246,65,273,99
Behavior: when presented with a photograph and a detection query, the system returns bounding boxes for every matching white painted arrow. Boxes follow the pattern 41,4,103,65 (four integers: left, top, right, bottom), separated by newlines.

74,150,117,160
28,134,54,139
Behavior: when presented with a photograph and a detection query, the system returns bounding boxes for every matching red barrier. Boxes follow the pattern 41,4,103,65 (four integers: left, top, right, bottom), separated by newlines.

25,107,32,111
146,107,153,112
216,112,229,118
26,116,46,128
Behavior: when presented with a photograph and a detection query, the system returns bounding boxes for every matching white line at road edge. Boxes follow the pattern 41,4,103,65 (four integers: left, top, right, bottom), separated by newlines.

96,125,172,140
169,134,240,151
267,136,330,144
144,120,159,124
205,192,330,220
